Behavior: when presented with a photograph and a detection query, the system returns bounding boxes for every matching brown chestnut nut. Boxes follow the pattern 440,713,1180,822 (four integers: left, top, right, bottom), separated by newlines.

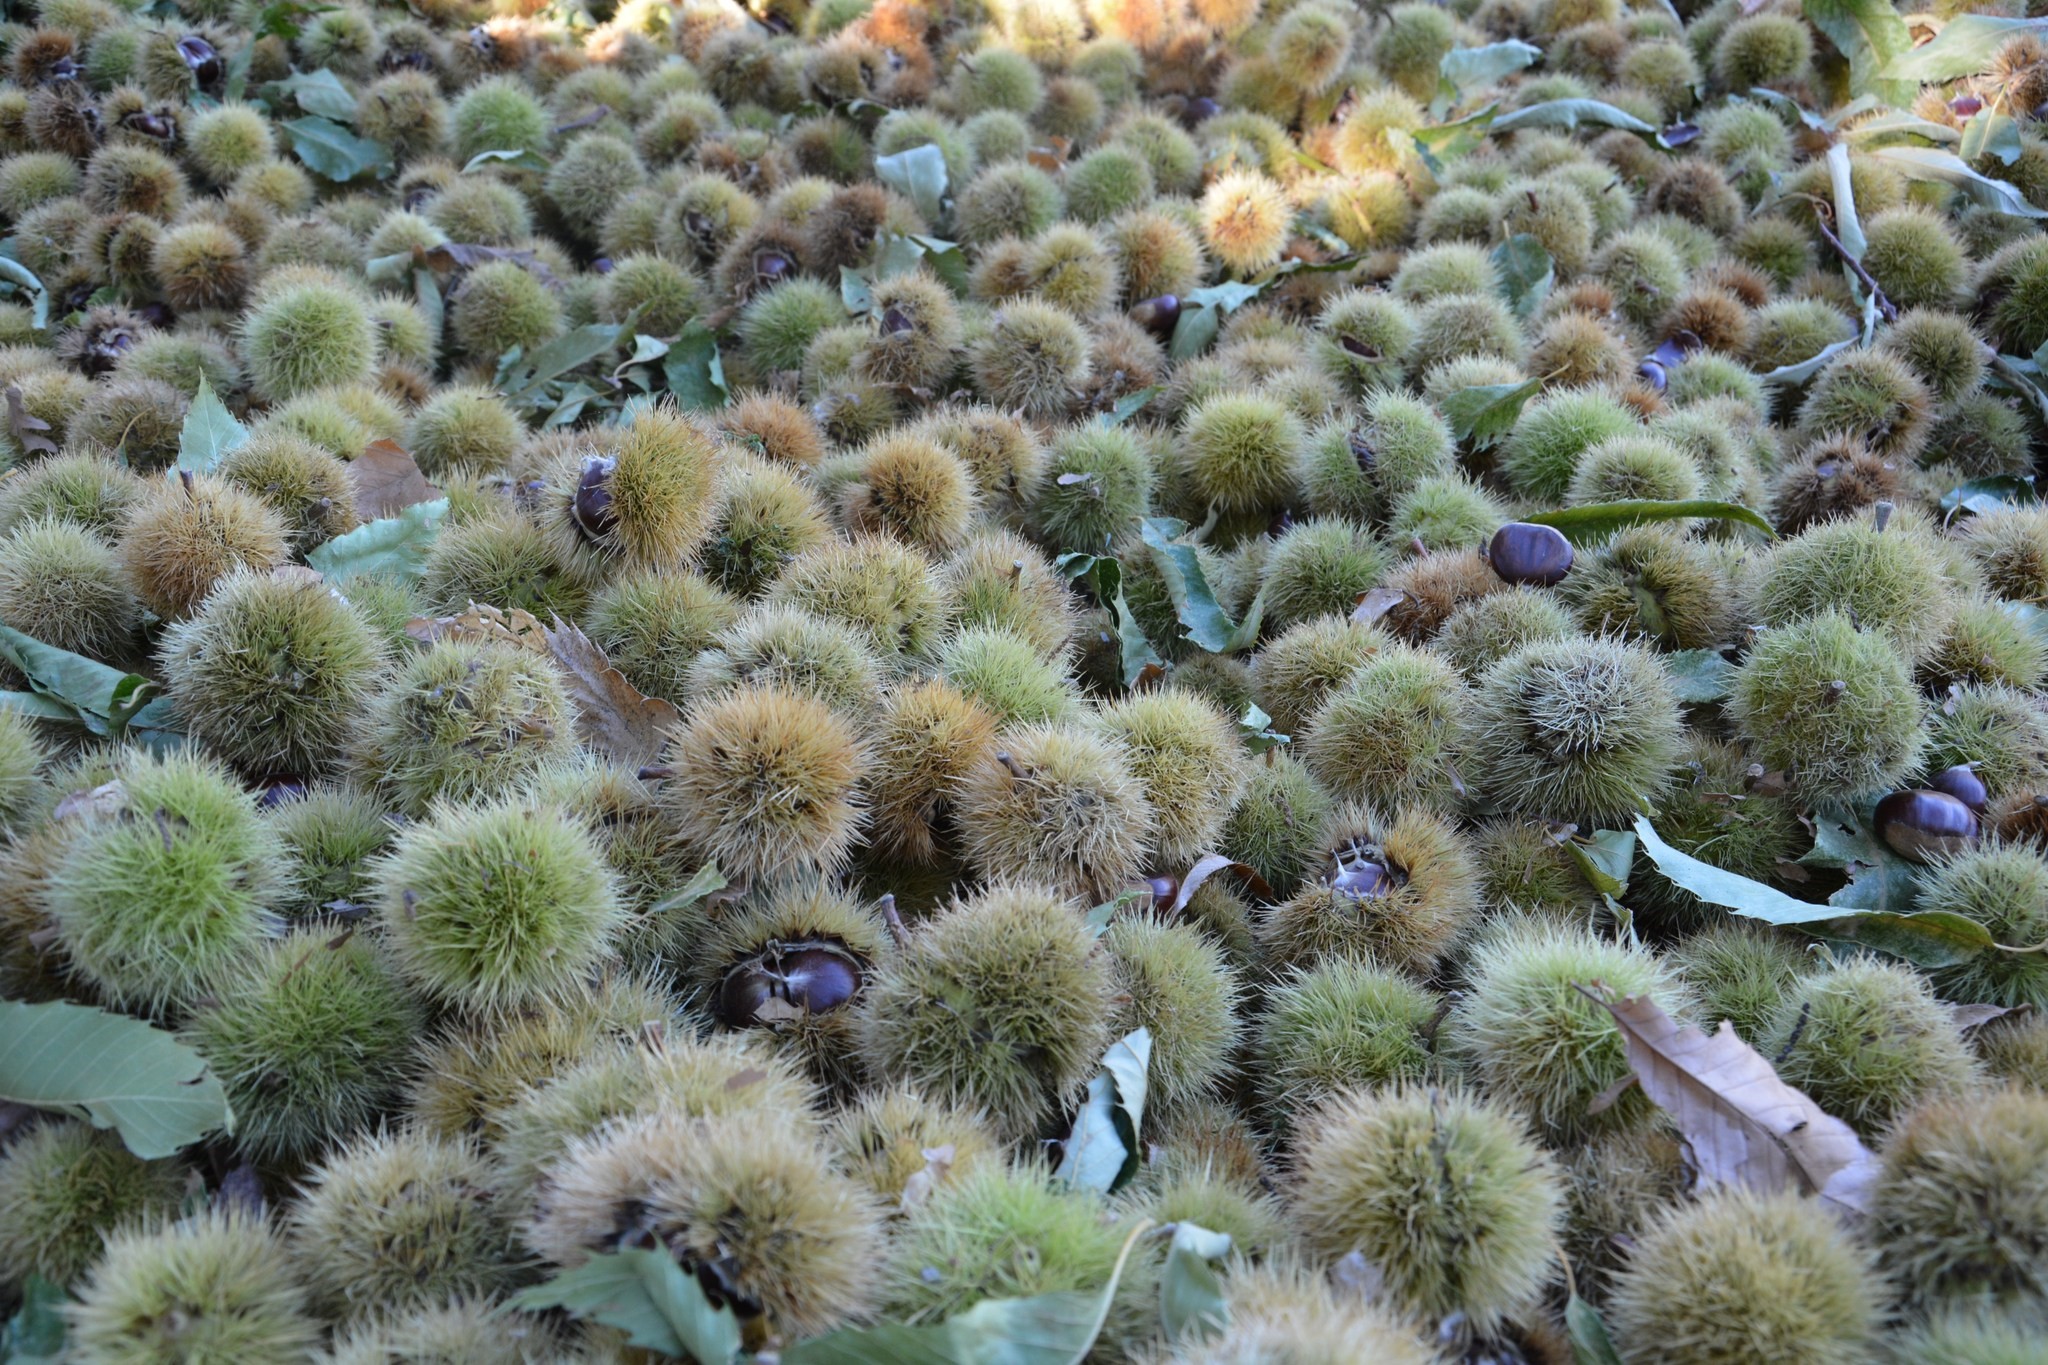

1330,860,1391,898
1928,764,1989,813
1129,294,1180,339
568,454,617,541
1875,789,1978,863
714,941,863,1026
1487,522,1574,587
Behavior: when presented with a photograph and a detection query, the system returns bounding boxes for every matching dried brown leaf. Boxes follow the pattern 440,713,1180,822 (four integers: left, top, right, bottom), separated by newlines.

351,438,442,519
899,1143,955,1213
271,564,326,588
1351,586,1406,627
1168,853,1277,915
53,780,126,822
541,614,681,769
404,602,549,652
1950,1001,2027,1033
1581,984,1881,1216
6,385,56,458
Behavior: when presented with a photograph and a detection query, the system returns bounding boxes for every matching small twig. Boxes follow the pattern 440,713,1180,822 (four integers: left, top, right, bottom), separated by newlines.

877,892,910,949
1812,214,1898,325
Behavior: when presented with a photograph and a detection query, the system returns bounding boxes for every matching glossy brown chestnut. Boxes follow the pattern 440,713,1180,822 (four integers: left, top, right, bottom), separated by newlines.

569,454,617,541
176,35,221,87
1875,788,1978,863
1928,764,1989,814
1487,522,1574,587
1129,295,1180,339
714,941,863,1027
1330,860,1391,898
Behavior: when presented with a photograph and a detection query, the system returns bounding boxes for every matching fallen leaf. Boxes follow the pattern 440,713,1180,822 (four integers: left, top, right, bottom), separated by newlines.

899,1143,955,1213
1580,985,1880,1216
1951,1001,2027,1033
351,438,442,519
52,780,125,822
270,564,325,588
405,602,550,652
1167,854,1277,915
1351,586,1406,627
541,616,682,769
5,385,55,457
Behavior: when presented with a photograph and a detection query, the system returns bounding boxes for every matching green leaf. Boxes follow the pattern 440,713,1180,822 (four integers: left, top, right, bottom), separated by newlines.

1412,103,1498,172
1636,815,1993,967
0,999,231,1158
1439,376,1544,450
1167,280,1265,360
907,234,970,295
0,691,84,724
787,1220,1157,1365
1081,888,1145,938
1864,144,2048,218
175,376,249,475
497,320,628,402
1797,805,1919,915
1824,142,1868,262
650,862,725,916
1883,13,2048,80
462,147,550,173
0,256,48,330
1758,336,1858,387
1439,39,1542,100
1054,1028,1151,1195
0,1276,67,1361
1523,499,1775,544
0,623,169,740
873,143,949,226
280,115,393,182
1057,552,1165,688
1567,1293,1624,1365
841,265,875,316
1959,108,2024,165
1138,517,1264,654
1941,474,2038,520
1491,233,1553,322
1664,648,1736,703
1096,386,1162,427
1841,109,1963,146
268,68,357,122
1158,1223,1232,1343
508,1248,743,1364
1237,702,1290,756
942,1221,1152,1365
1569,829,1636,897
1804,0,1914,103
662,321,729,412
1491,98,1656,137
306,499,447,581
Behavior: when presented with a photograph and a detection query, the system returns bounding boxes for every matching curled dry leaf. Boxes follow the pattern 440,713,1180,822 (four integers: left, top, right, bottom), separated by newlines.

541,614,682,770
404,601,550,651
1168,853,1277,915
350,438,442,520
1578,984,1881,1217
1950,1001,2028,1033
5,385,56,457
898,1143,955,1213
1351,586,1406,627
53,780,126,823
